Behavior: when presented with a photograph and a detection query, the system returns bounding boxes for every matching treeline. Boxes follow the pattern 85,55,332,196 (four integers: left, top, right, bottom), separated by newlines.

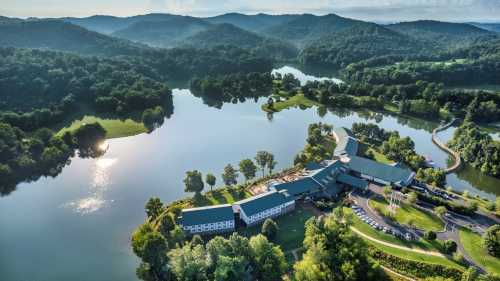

449,122,500,178
345,58,500,86
190,72,273,108
271,73,500,121
0,122,106,195
0,47,173,131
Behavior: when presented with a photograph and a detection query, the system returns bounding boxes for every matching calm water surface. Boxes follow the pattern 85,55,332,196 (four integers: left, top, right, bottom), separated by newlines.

1,67,499,281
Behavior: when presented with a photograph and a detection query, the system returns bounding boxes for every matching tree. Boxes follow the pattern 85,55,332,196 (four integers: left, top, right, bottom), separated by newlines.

434,206,447,218
443,240,457,254
261,218,278,241
184,170,204,194
169,244,208,281
222,164,238,186
483,225,500,258
239,159,257,182
266,154,277,175
156,213,175,237
294,210,381,281
73,122,107,158
145,197,163,219
497,197,500,216
131,223,169,279
249,234,287,281
407,191,418,205
424,230,437,241
191,235,204,247
255,151,271,177
206,173,216,191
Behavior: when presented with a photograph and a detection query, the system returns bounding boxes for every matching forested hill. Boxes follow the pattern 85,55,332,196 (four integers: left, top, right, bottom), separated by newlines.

262,13,366,47
299,23,429,68
204,13,300,33
387,20,493,47
469,22,500,33
0,19,144,56
181,23,299,59
111,16,211,47
63,13,181,34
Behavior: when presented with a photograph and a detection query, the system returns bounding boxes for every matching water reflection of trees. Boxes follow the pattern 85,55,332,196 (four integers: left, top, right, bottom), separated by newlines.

454,164,500,197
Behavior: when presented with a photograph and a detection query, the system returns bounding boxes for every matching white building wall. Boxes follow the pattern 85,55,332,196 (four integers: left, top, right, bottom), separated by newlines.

240,200,295,226
183,219,235,235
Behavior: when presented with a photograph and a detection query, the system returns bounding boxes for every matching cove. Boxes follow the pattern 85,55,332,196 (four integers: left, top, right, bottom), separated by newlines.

0,67,499,281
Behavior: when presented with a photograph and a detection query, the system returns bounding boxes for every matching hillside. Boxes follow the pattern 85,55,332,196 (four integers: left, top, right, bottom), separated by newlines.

182,23,299,59
64,13,180,34
0,19,142,56
299,23,430,67
387,20,493,48
469,22,500,33
112,16,212,47
263,13,365,47
204,13,299,32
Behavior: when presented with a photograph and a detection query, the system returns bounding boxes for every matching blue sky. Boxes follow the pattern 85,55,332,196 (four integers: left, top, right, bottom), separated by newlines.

2,0,500,22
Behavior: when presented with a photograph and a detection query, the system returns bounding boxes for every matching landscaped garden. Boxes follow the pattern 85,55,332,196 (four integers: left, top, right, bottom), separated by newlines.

344,207,443,252
57,115,148,139
369,197,444,232
459,227,500,275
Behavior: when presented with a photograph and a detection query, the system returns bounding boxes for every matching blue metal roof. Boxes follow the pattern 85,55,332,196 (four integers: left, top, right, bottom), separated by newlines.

346,156,414,186
310,160,346,187
180,204,234,226
334,127,359,156
235,190,294,217
337,173,368,189
273,177,321,196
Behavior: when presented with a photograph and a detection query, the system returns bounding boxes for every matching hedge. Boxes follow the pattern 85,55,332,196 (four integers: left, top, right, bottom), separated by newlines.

367,245,463,281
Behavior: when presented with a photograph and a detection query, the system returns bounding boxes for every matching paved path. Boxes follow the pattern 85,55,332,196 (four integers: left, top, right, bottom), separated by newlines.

432,118,462,174
350,226,445,257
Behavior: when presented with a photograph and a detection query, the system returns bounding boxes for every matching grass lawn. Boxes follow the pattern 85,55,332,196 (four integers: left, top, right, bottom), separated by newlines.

192,188,252,207
344,208,442,252
262,94,320,113
240,208,315,251
368,148,393,164
369,197,444,232
57,115,147,139
459,227,500,275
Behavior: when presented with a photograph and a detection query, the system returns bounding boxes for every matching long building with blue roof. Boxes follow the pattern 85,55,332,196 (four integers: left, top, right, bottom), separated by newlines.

179,204,235,235
233,190,295,226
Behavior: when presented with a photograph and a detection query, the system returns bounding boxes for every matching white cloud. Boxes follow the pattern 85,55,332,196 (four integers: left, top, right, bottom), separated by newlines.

1,0,499,21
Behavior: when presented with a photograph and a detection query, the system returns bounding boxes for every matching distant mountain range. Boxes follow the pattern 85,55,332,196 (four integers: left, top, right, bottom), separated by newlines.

0,13,497,66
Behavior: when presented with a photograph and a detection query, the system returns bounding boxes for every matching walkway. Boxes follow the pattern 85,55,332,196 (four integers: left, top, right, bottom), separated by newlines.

431,118,462,174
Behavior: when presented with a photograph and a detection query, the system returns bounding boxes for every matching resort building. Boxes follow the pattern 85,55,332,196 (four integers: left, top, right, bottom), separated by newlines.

177,125,415,235
341,155,415,187
333,127,359,156
179,204,235,235
233,190,295,226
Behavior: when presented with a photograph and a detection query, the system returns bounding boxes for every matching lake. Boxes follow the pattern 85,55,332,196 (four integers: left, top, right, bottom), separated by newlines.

1,67,499,281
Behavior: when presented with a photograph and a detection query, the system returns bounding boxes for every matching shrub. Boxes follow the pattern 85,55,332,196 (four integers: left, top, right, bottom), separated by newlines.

424,230,437,241
483,225,500,258
261,218,279,241
367,245,463,280
443,240,458,254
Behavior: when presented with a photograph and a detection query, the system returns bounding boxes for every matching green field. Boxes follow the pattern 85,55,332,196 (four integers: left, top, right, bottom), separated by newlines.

241,208,314,251
459,228,500,275
369,197,444,232
262,94,320,113
57,115,148,139
344,208,442,252
192,188,252,207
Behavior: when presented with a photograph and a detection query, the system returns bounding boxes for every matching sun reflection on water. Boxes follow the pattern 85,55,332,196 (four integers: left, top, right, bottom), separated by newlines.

62,157,118,215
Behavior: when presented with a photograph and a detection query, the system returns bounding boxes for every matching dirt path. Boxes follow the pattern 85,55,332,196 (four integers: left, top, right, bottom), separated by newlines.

350,226,446,257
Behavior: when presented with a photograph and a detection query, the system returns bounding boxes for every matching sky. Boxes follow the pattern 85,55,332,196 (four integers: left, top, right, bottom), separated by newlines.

1,0,500,22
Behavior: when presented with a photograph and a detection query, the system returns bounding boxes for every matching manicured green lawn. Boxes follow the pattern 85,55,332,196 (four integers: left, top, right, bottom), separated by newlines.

368,148,394,164
192,188,252,207
57,115,147,139
344,208,442,252
459,227,500,275
262,94,320,113
241,208,315,251
369,197,444,232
